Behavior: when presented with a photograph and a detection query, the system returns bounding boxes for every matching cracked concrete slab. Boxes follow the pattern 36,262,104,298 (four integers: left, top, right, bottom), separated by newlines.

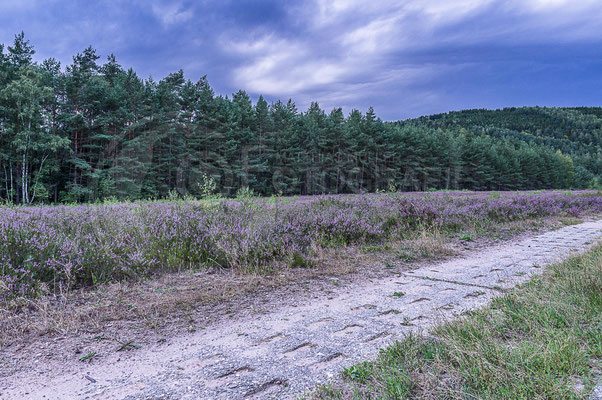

2,220,601,400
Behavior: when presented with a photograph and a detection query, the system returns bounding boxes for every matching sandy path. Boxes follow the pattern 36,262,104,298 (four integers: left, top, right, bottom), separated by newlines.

2,220,602,400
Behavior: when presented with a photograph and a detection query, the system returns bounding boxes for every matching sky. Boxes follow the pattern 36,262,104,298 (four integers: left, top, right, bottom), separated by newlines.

1,0,601,120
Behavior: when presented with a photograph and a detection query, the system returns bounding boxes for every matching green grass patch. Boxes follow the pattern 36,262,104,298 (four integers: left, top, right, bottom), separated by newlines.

309,244,602,399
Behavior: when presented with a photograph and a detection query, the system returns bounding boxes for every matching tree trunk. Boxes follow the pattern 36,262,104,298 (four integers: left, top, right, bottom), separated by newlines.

22,152,27,204
9,162,14,204
2,163,8,202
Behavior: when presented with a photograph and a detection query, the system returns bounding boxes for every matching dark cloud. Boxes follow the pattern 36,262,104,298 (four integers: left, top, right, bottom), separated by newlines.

1,0,601,120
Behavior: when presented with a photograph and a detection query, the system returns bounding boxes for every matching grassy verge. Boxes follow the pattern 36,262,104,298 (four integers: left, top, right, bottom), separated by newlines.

310,244,602,400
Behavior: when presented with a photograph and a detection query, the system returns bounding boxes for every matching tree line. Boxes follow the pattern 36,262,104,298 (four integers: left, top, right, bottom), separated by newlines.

0,33,599,204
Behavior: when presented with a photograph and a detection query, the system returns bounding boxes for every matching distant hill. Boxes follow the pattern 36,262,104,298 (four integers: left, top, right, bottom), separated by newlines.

406,107,602,155
396,107,602,189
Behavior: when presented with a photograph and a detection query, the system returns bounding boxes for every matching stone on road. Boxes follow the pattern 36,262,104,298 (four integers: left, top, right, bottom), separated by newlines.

3,220,602,400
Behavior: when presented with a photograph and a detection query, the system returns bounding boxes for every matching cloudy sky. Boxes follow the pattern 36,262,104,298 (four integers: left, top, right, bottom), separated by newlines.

1,0,601,120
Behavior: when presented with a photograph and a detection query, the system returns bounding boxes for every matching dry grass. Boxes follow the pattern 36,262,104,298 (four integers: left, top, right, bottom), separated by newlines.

0,267,315,347
401,231,458,260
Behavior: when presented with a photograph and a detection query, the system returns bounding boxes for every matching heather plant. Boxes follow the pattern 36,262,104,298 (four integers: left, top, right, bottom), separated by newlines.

1,190,601,299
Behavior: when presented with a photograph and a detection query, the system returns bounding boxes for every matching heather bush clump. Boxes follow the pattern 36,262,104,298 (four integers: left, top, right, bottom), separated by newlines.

1,190,601,299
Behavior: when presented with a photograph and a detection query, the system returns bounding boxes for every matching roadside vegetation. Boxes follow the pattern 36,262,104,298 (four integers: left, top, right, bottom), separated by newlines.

2,190,601,300
310,244,602,400
1,189,600,352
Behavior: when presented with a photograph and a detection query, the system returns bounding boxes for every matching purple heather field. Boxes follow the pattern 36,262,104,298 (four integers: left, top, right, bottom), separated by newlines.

1,190,601,299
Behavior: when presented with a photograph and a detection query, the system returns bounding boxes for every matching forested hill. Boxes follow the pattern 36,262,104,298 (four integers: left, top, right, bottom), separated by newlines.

400,107,602,189
0,33,600,204
406,107,602,159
